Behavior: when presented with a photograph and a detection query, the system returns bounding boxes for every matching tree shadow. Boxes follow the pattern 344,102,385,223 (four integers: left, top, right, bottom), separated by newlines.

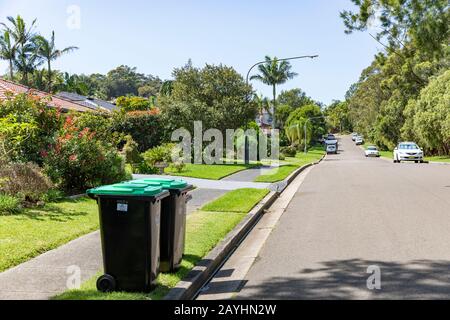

237,259,450,300
13,199,91,222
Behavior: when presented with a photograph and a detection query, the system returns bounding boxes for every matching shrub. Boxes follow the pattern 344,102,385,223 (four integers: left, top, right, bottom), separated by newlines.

280,146,298,157
142,143,176,166
122,135,142,165
116,96,154,112
111,110,163,152
133,162,158,174
0,160,53,203
0,195,21,215
169,161,186,173
43,116,128,193
0,93,62,164
73,111,113,143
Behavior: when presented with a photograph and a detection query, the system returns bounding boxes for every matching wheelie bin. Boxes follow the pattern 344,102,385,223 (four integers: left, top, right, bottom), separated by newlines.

87,182,169,293
126,178,194,272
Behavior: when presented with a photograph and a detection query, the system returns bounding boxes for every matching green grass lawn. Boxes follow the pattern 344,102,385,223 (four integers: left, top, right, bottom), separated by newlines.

425,156,450,163
55,188,268,300
201,188,269,213
0,198,98,272
254,147,325,183
165,163,258,180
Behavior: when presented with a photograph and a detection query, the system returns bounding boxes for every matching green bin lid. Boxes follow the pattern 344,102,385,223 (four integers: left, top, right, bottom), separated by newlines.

87,183,163,196
127,178,188,190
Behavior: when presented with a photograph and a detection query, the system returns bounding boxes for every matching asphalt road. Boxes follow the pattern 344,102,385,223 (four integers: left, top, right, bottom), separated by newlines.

237,136,450,299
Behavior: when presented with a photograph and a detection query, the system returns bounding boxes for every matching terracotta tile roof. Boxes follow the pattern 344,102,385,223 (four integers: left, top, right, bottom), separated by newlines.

0,78,93,112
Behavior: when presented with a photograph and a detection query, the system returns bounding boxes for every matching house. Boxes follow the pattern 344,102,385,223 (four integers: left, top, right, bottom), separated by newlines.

256,110,273,135
55,91,117,112
0,78,99,113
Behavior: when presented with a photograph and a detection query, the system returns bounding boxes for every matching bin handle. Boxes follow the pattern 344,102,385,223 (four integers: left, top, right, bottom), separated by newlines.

186,194,193,203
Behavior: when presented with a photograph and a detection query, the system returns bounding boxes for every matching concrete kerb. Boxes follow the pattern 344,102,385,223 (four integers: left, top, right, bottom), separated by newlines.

163,191,278,300
164,154,325,300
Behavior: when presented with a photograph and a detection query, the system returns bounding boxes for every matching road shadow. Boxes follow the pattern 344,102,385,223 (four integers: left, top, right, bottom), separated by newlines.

236,259,450,300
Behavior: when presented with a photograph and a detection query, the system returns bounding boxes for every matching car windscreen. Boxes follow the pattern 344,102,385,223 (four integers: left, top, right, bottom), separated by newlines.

399,144,418,150
367,147,377,150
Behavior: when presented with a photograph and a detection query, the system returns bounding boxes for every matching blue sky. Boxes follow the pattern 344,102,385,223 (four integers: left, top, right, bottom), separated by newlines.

0,0,381,104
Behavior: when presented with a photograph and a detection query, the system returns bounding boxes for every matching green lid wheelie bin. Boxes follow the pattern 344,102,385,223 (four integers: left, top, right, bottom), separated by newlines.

87,182,169,293
127,178,194,273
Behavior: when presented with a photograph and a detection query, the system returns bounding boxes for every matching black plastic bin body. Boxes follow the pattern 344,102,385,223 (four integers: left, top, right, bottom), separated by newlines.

88,184,169,293
159,185,194,272
128,179,194,273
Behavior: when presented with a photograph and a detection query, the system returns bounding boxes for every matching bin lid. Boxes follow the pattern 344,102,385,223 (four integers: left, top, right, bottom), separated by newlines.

87,183,164,196
127,178,188,190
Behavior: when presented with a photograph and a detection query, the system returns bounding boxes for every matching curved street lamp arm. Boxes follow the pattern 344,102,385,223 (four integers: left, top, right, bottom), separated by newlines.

246,55,319,85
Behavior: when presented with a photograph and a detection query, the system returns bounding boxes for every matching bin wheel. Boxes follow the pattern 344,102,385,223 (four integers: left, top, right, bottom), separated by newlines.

97,274,116,292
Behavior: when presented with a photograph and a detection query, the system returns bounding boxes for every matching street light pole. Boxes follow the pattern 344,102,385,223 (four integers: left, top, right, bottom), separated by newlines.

246,55,319,130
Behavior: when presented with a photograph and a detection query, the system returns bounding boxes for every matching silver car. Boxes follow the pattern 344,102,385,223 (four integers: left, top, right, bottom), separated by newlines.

393,142,424,163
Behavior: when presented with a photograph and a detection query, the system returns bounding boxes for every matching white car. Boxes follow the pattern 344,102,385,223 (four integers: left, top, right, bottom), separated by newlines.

355,136,364,145
326,144,337,154
351,133,358,141
365,146,380,157
393,142,424,163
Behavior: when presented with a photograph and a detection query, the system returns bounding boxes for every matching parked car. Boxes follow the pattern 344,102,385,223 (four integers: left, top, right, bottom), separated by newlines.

393,142,424,163
355,136,364,145
352,133,358,141
326,144,337,154
365,146,380,157
325,134,338,148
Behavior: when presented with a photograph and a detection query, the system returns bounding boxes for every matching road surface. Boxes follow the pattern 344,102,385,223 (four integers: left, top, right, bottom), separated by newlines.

237,136,450,299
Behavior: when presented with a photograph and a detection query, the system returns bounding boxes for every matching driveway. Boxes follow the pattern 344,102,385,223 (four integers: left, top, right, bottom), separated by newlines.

237,136,450,299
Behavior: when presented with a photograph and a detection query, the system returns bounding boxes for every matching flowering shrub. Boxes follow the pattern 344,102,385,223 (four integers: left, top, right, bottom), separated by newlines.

43,116,127,193
0,93,62,163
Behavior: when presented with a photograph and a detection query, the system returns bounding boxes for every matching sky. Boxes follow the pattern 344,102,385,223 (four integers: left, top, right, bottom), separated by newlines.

0,0,382,105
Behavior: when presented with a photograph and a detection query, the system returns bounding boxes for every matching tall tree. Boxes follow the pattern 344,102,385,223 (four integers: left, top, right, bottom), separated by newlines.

250,56,297,128
1,15,38,85
0,30,15,79
34,31,78,92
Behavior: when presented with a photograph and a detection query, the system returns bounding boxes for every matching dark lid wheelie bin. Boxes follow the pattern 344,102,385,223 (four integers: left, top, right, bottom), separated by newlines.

127,178,194,273
87,182,169,293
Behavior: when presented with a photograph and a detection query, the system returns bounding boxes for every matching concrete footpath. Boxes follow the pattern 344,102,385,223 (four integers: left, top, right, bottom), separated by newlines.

0,172,271,300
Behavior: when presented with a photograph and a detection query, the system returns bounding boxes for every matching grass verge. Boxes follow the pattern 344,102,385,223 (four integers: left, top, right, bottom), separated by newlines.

254,147,325,183
425,156,450,163
201,188,269,213
0,198,98,272
54,188,269,300
165,163,259,180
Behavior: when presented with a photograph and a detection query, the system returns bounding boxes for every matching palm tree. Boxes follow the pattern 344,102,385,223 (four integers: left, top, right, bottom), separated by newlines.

34,31,78,92
250,56,298,128
0,30,15,79
253,94,271,122
160,80,174,96
1,15,38,85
